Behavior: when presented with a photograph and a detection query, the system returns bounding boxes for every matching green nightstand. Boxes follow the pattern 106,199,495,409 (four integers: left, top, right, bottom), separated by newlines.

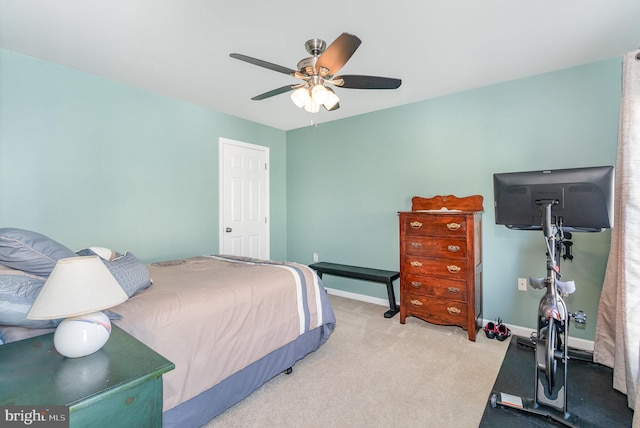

0,325,174,428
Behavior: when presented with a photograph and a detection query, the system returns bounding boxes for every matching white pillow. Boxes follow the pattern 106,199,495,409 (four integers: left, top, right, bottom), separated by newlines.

88,246,116,261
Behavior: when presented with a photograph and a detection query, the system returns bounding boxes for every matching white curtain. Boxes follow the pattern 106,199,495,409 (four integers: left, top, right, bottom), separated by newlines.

594,49,640,425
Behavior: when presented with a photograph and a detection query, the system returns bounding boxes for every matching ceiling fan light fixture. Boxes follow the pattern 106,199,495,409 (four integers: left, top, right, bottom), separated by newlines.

303,99,320,113
290,87,310,108
323,87,340,110
311,84,329,105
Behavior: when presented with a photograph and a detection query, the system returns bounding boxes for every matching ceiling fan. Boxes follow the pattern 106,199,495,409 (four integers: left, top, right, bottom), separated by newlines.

230,32,401,113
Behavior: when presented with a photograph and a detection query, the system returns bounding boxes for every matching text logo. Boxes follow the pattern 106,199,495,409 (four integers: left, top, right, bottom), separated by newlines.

1,406,68,427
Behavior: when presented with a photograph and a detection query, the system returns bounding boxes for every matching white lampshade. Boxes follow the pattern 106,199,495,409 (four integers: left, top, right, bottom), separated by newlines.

27,256,128,358
311,84,329,105
290,87,310,108
304,99,320,113
323,87,340,110
28,256,127,319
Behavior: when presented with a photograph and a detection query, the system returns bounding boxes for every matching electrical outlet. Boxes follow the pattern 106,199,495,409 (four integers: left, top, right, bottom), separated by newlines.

313,253,319,262
518,277,528,291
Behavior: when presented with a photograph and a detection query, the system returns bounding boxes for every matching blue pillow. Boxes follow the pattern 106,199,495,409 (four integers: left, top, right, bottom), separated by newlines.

76,249,152,297
0,228,77,277
0,273,62,328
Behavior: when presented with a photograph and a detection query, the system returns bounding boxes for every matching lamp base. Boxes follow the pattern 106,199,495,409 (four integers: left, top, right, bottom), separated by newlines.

53,312,112,358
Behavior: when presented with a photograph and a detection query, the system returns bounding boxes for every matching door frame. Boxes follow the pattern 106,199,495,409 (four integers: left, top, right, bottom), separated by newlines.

218,137,270,258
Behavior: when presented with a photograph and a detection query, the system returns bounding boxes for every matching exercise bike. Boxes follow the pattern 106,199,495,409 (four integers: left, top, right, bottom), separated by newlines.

490,200,586,427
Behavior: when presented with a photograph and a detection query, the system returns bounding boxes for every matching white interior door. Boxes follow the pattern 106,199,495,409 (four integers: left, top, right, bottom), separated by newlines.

219,137,269,259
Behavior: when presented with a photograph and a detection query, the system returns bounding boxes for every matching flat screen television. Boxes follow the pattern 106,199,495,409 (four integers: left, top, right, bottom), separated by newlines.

493,166,614,232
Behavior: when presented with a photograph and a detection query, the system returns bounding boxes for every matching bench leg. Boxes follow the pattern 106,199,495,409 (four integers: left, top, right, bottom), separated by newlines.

314,268,398,319
384,280,399,318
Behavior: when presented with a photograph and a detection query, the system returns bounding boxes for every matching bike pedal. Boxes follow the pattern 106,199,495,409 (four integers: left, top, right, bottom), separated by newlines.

572,310,587,324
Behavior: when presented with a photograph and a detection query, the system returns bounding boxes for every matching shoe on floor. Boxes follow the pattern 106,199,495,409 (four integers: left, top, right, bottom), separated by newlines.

496,323,511,341
484,321,496,339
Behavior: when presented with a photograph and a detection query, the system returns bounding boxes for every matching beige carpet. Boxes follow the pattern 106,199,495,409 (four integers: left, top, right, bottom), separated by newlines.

204,295,509,428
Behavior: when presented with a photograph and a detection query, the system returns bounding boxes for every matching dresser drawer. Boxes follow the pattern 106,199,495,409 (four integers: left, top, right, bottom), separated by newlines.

402,215,467,237
402,257,467,279
403,295,468,325
403,236,467,259
404,274,467,302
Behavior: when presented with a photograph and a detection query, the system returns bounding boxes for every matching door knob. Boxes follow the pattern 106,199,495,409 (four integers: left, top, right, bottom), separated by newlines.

225,227,232,233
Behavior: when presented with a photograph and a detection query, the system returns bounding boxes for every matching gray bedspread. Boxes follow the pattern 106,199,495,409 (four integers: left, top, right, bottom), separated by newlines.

111,255,333,412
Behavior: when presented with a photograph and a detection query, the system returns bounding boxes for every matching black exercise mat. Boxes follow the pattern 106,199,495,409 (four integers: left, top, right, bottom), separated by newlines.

480,336,633,427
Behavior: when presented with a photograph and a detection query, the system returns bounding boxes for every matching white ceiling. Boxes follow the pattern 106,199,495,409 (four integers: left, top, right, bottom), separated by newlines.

1,1,639,131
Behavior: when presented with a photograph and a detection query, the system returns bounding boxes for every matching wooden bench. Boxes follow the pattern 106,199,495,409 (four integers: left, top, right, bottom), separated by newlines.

309,262,400,318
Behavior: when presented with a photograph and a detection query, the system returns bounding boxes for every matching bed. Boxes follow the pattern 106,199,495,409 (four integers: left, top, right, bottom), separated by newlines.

0,229,336,427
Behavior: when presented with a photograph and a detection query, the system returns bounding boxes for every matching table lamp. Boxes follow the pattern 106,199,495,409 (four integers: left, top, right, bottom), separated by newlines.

27,256,128,358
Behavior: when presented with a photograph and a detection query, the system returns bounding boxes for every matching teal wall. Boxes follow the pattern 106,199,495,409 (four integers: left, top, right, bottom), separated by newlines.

0,49,288,262
286,58,621,340
0,47,622,341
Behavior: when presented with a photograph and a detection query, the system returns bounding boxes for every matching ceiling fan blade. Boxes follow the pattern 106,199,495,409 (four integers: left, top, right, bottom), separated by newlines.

334,75,402,89
230,53,297,76
251,85,299,100
316,33,361,76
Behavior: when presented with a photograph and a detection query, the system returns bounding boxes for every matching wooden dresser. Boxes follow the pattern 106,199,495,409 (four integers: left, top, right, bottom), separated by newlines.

399,194,483,341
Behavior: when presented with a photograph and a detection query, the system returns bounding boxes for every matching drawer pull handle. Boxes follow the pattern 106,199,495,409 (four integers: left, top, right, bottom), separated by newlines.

447,265,461,273
446,222,461,231
411,281,423,288
447,287,461,293
410,299,423,307
447,245,460,252
447,306,461,315
411,242,422,248
410,261,423,267
410,221,423,229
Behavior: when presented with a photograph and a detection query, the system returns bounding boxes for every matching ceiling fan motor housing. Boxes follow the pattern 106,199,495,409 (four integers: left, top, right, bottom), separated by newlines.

297,57,319,76
299,39,331,77
304,38,326,56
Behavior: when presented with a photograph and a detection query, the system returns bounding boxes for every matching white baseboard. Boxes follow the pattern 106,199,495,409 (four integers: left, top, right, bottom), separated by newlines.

325,288,594,352
325,287,391,307
496,322,594,352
